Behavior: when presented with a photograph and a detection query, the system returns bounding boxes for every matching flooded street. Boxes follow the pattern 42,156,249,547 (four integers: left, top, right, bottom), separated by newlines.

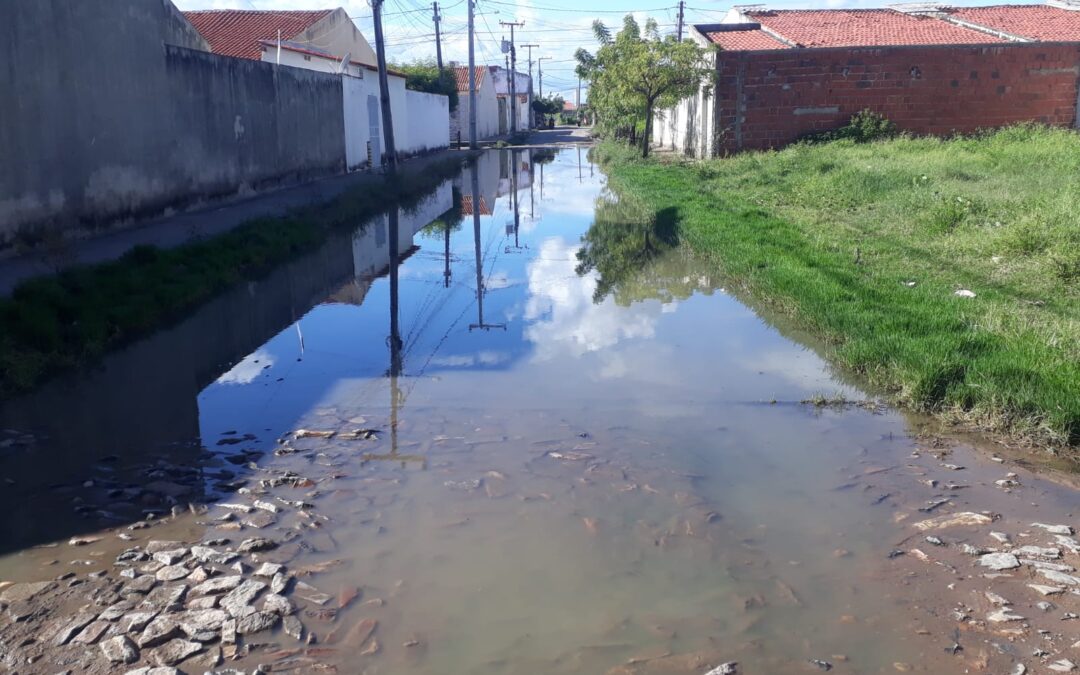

1,148,1078,674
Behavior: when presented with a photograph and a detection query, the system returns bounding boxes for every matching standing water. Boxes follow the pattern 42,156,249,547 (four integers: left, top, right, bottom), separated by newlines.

1,148,1077,675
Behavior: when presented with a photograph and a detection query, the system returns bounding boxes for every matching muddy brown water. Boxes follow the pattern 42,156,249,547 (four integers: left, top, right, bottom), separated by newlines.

0,148,1077,674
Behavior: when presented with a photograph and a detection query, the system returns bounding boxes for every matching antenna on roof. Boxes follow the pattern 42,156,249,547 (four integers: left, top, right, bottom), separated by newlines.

337,52,353,74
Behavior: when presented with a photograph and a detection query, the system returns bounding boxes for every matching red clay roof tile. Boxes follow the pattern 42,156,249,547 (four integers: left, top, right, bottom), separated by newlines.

453,66,487,92
747,8,1004,47
704,28,790,50
945,4,1080,41
183,10,332,60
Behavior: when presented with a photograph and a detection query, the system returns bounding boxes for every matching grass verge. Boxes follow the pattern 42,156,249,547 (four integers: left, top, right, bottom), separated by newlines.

0,154,471,397
597,125,1080,453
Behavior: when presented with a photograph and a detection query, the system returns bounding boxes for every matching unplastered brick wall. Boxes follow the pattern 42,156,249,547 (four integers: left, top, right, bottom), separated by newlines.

714,42,1080,153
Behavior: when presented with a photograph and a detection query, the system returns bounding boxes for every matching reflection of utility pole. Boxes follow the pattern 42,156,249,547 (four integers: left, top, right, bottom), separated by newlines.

529,151,535,220
370,208,425,469
540,160,544,200
468,164,506,332
577,145,583,183
443,216,452,288
505,149,523,252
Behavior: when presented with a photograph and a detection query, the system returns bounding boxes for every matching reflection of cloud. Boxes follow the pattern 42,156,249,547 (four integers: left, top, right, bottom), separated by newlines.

486,271,513,290
430,351,510,368
216,349,274,385
524,237,663,360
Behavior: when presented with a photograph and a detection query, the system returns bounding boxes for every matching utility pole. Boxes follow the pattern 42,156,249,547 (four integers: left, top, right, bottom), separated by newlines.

538,56,551,99
500,20,523,135
521,44,538,128
432,2,443,69
676,0,685,41
372,0,398,173
467,0,477,148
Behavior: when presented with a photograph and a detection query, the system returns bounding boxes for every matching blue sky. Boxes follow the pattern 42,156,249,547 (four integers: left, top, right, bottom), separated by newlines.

174,0,1026,102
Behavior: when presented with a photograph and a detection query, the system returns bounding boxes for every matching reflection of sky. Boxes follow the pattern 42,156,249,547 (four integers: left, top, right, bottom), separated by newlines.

195,148,857,446
524,236,663,359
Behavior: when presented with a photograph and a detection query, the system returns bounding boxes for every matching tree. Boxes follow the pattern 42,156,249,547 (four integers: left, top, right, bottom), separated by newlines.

575,16,711,157
391,60,459,112
532,94,565,117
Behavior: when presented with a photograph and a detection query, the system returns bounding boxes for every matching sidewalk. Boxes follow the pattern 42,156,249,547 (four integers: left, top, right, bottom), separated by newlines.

0,149,476,296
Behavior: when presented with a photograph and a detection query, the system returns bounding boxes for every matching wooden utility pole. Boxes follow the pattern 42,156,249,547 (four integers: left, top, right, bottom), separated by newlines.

521,44,538,128
432,2,443,69
372,0,398,173
676,0,685,41
467,0,477,148
500,20,523,135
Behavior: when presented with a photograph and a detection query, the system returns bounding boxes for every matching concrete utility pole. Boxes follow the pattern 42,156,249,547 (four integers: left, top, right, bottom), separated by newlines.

467,0,478,148
500,20,523,135
432,2,443,69
676,0,685,41
372,0,398,173
521,44,538,128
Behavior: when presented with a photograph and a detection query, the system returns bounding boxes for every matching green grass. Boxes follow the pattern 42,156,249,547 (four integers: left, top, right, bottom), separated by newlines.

598,125,1080,452
0,155,470,397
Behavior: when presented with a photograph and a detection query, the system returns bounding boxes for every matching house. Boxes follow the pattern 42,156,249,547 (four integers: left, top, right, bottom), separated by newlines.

451,65,501,144
653,2,1080,156
488,66,533,133
182,9,377,66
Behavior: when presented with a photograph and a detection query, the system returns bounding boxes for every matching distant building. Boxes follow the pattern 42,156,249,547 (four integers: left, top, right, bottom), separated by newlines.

653,2,1080,156
488,66,533,132
450,65,500,144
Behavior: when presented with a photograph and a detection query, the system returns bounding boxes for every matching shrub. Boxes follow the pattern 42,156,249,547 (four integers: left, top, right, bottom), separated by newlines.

804,109,899,144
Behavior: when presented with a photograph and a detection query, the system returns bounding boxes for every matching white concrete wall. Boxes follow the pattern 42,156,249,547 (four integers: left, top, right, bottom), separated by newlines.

297,8,378,68
404,90,449,154
653,40,716,158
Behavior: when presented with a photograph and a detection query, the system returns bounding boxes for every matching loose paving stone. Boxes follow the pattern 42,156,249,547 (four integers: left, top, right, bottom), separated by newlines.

192,575,243,596
124,668,183,675
912,512,992,531
238,538,277,553
704,664,738,675
190,546,237,566
987,609,1026,623
152,549,188,566
978,552,1021,571
101,635,140,664
1032,523,1074,536
179,608,229,642
142,584,188,611
295,581,332,606
124,575,158,595
72,620,111,644
1015,546,1060,559
52,611,98,645
236,610,280,635
1048,660,1076,673
100,600,137,621
0,581,55,604
187,595,219,610
254,563,284,578
1040,569,1080,586
155,565,191,582
221,618,237,646
137,616,182,648
270,573,289,595
241,512,276,529
1029,584,1066,596
221,579,266,618
122,610,159,633
150,638,204,666
283,615,304,640
262,593,294,615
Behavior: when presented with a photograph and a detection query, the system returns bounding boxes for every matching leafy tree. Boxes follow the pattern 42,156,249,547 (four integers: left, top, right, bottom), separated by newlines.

391,60,459,112
532,94,565,117
575,16,711,157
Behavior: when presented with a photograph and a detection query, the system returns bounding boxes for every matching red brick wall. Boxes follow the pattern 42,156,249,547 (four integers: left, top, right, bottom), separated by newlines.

714,42,1080,153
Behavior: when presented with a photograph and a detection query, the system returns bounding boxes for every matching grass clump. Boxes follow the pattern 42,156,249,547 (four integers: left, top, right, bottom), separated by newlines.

0,156,470,397
599,124,1080,452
